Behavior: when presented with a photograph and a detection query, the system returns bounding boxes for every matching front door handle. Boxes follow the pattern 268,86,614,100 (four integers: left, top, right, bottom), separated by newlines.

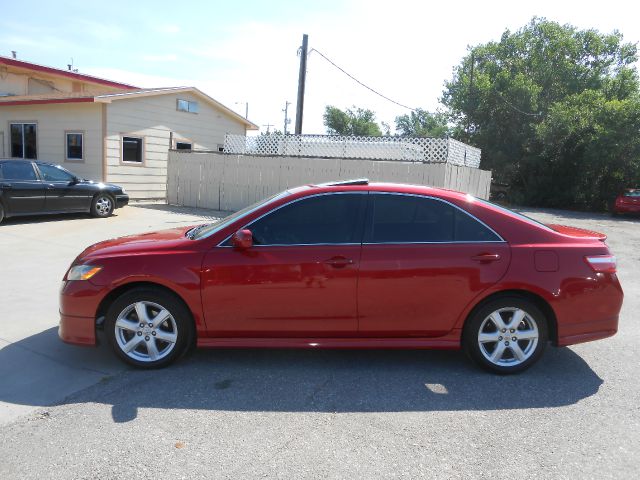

323,256,354,268
471,253,501,263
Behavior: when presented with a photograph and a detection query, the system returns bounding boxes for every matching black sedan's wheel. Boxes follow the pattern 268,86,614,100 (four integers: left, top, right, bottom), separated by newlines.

463,296,548,374
105,287,193,368
91,193,114,218
0,203,4,224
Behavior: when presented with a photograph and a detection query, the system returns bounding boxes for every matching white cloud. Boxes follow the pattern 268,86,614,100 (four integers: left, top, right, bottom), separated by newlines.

141,53,178,62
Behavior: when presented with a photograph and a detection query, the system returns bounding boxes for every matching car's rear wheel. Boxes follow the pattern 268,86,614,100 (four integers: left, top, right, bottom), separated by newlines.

463,296,548,374
105,287,193,368
91,193,114,218
0,203,4,224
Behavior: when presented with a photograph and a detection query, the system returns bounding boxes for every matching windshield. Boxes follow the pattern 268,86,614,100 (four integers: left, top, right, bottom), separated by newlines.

190,190,291,240
623,189,640,197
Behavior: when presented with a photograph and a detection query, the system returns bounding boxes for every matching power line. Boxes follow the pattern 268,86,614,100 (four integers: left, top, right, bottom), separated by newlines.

309,48,416,111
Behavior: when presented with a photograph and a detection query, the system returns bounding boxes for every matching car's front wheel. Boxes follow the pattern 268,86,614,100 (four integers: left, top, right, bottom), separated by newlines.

463,296,548,374
105,287,193,368
91,193,114,218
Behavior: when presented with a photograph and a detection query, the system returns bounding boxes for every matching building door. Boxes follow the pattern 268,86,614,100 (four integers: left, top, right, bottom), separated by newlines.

10,123,37,159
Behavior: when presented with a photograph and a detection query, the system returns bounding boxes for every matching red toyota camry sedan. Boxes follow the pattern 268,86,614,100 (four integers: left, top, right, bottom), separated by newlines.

59,180,623,374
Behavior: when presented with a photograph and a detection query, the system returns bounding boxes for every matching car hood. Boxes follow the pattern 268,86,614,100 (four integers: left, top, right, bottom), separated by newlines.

79,180,122,190
78,226,197,260
547,224,607,241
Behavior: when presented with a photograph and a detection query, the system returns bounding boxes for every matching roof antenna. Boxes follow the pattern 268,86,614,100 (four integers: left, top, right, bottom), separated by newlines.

11,51,16,59
68,57,78,73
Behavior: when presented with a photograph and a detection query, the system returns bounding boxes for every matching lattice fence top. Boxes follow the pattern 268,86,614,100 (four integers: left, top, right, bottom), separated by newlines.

223,134,481,168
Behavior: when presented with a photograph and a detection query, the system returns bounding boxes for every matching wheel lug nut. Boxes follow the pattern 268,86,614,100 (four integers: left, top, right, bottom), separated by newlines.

137,331,142,336
501,329,506,333
498,336,503,341
505,341,510,346
152,331,157,336
139,323,144,328
145,336,150,341
148,323,153,328
512,337,517,341
510,329,515,333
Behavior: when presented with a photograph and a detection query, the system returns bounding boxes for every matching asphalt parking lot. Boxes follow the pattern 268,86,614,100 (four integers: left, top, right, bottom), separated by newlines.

1,203,639,479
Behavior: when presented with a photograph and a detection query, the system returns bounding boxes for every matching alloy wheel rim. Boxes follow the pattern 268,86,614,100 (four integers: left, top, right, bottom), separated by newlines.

477,307,539,367
96,197,112,215
115,301,178,362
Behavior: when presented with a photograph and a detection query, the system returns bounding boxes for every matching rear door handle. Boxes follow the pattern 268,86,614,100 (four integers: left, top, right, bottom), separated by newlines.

471,253,501,263
323,256,354,268
0,183,12,190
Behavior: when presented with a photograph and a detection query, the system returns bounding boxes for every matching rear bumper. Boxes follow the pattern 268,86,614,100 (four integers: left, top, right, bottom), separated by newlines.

115,194,129,209
557,316,618,346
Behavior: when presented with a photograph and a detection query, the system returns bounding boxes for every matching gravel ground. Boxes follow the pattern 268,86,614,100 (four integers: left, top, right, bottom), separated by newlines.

1,206,639,479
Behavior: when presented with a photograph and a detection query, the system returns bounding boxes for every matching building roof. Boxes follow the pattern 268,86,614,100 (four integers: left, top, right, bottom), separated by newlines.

0,87,259,130
0,55,138,90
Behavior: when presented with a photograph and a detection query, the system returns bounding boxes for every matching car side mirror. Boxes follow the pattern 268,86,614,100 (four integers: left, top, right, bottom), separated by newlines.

231,229,253,250
69,176,79,185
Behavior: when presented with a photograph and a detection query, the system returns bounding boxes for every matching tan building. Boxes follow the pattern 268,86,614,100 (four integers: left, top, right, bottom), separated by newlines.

0,56,257,199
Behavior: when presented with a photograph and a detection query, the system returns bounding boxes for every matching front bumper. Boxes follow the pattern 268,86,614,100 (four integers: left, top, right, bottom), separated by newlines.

115,194,129,209
59,280,106,347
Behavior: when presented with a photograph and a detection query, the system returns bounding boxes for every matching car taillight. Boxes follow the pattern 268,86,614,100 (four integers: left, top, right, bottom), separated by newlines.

585,255,617,273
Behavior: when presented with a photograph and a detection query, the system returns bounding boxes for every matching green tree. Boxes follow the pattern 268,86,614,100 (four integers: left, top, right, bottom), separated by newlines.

442,17,639,209
395,109,450,137
323,106,382,136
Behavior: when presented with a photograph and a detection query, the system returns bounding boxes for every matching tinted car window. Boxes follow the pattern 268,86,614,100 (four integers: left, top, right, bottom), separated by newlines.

249,194,365,245
37,164,75,182
1,161,37,181
366,194,500,243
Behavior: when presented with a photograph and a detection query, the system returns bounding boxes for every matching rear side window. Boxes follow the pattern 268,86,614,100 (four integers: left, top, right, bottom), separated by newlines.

249,194,365,245
365,194,500,243
1,161,37,181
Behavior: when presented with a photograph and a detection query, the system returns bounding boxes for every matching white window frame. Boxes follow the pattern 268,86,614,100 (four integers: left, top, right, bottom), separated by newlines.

121,135,145,165
65,131,84,162
176,99,199,114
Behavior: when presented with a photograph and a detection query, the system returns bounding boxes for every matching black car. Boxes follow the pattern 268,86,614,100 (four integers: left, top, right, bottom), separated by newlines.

0,159,129,224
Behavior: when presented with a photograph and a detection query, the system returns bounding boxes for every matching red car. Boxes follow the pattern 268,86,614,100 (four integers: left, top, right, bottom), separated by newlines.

59,180,623,374
613,188,640,215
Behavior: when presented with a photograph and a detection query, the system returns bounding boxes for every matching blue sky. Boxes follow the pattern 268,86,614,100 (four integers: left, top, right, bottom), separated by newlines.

2,0,639,134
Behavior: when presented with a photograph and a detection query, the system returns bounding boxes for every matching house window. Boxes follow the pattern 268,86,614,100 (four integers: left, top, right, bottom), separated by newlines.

175,142,192,150
66,132,84,161
177,99,199,113
10,123,37,159
122,136,143,163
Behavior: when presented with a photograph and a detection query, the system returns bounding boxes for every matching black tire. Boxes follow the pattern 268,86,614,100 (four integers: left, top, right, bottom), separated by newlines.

463,296,548,374
104,287,194,369
91,193,114,218
0,202,4,224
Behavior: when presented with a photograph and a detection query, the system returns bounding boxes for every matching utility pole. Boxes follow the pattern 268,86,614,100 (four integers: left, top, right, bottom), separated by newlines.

283,101,292,135
262,123,274,134
235,101,249,119
294,34,308,135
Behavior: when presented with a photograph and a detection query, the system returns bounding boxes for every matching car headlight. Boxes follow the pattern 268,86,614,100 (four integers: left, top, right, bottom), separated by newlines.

120,187,127,195
67,265,102,281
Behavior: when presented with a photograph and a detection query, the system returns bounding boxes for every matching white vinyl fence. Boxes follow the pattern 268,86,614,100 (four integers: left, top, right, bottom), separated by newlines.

167,151,491,212
223,134,482,168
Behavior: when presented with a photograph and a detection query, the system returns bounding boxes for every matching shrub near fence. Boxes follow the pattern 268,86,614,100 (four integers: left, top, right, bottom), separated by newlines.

167,151,492,212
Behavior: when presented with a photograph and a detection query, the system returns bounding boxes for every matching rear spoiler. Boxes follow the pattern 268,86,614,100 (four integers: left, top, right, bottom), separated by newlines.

547,224,607,241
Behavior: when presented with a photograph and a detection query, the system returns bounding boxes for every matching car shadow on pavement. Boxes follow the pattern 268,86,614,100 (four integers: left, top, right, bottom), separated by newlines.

0,212,119,226
0,328,604,423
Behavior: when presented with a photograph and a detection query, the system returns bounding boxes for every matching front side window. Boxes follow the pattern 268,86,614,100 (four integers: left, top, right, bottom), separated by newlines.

365,194,500,244
1,161,37,181
122,136,143,163
177,99,199,113
37,163,75,182
66,132,83,160
10,123,37,159
248,194,365,245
